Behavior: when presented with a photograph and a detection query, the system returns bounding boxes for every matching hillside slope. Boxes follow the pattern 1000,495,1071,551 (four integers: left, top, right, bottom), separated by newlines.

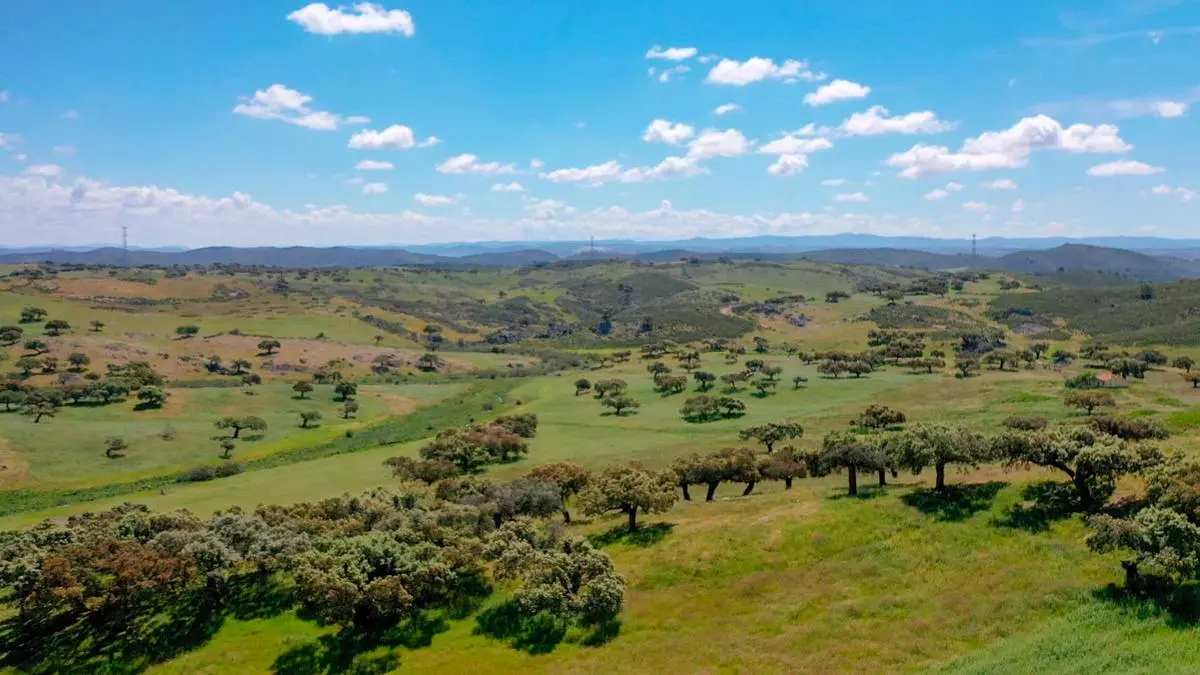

991,244,1199,282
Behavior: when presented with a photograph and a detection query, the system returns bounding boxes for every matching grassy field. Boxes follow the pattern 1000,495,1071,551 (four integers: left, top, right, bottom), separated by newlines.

3,261,1200,674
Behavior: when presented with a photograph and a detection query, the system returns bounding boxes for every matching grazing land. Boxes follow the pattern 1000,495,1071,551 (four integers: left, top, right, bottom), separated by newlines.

3,258,1200,674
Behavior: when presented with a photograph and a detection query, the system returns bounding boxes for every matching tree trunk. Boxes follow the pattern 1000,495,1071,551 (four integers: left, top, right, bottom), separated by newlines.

705,482,719,502
1074,474,1096,511
784,477,793,489
233,427,241,438
765,441,775,454
877,469,887,487
681,483,691,501
742,481,756,496
848,465,858,496
935,462,946,491
561,507,572,524
626,507,638,532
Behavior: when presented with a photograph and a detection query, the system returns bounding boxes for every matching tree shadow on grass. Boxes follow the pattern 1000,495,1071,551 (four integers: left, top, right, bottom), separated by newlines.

901,482,1008,522
587,522,674,548
272,613,448,675
1093,582,1200,629
474,603,566,655
992,480,1081,533
0,573,301,675
828,485,888,501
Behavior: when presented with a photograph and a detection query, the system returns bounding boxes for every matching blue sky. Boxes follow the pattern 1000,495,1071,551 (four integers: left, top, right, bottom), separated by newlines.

1,0,1199,247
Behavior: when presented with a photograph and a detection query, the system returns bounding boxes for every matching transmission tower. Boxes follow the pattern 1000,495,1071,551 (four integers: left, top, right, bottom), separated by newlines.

121,225,130,266
971,233,977,263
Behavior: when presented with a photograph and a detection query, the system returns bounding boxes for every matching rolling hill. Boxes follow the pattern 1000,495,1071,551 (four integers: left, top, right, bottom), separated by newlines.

990,244,1200,282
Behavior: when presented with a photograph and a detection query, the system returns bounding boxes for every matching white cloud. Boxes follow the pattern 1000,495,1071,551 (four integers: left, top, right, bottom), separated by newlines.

529,159,544,170
839,105,954,136
345,176,365,185
361,182,388,194
53,145,77,155
355,160,394,170
962,115,1130,155
539,160,623,185
348,125,438,149
758,135,833,155
414,193,457,206
234,84,369,131
437,153,516,175
1012,198,1026,213
539,156,706,186
0,132,17,150
287,2,415,36
1154,101,1188,118
523,197,577,220
887,115,1133,178
656,65,691,82
490,182,525,192
0,91,9,103
767,155,809,176
962,201,990,212
61,110,80,120
1147,184,1195,201
834,192,869,203
922,182,963,201
714,103,742,116
887,145,1024,178
687,128,750,159
804,79,870,106
645,45,698,61
1087,160,1165,176
13,154,26,162
642,119,695,145
26,164,63,178
704,57,824,86
982,178,1017,189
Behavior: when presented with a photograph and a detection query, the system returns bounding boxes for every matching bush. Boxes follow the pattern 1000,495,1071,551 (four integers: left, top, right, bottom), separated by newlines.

1002,415,1048,431
176,462,243,483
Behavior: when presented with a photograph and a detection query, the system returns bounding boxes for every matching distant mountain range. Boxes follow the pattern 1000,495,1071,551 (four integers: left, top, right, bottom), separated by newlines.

2,238,1198,281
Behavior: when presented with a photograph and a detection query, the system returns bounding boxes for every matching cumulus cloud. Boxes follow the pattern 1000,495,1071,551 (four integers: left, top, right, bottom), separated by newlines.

0,91,9,103
821,178,847,186
834,192,869,203
26,165,64,178
287,2,415,36
1148,184,1196,201
52,145,77,155
361,182,388,194
758,135,833,155
234,84,370,131
887,114,1132,178
767,154,809,176
962,201,990,212
355,160,394,170
642,119,695,145
804,79,870,106
348,125,439,149
923,189,949,201
436,153,516,175
539,156,706,186
655,65,691,82
982,178,1017,189
413,193,457,206
687,128,750,159
0,132,17,150
645,45,698,61
714,103,742,116
1087,160,1165,176
1012,198,1026,213
705,57,824,86
0,170,1140,247
839,105,954,136
490,182,525,192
